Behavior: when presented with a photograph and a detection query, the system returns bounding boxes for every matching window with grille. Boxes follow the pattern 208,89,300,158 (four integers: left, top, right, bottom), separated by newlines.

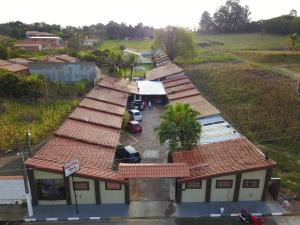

73,181,90,191
243,179,260,188
216,180,233,188
185,181,202,189
36,179,66,200
105,182,121,190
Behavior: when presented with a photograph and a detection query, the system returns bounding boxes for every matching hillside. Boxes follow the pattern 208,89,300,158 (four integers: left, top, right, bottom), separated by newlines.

184,62,300,196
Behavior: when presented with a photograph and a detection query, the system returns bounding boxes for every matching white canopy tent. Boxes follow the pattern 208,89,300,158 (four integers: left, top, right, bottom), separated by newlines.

137,80,166,95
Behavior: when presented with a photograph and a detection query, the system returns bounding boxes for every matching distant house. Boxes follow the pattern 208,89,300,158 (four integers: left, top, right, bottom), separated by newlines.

41,55,78,63
28,36,63,48
82,38,99,47
25,31,54,38
14,43,42,51
29,62,101,83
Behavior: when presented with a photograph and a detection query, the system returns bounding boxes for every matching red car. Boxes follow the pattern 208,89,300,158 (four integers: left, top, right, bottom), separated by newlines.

127,121,142,133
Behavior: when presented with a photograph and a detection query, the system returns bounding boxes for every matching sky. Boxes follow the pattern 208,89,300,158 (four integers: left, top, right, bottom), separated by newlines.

1,0,299,29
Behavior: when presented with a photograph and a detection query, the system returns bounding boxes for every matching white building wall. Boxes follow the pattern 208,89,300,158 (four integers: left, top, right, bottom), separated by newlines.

0,176,26,204
210,175,236,202
239,170,266,201
69,176,96,204
99,181,125,204
181,180,206,202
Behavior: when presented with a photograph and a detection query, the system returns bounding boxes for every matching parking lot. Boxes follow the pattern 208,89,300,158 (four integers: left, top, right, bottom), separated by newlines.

120,103,172,202
120,104,167,163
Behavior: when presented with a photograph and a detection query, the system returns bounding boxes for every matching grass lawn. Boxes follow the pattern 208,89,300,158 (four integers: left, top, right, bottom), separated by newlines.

120,64,154,78
198,33,287,51
100,39,153,51
184,62,300,196
174,49,236,64
0,99,79,149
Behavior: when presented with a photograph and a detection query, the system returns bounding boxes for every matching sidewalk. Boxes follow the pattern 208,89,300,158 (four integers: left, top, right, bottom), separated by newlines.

173,201,287,217
23,200,287,221
25,204,128,222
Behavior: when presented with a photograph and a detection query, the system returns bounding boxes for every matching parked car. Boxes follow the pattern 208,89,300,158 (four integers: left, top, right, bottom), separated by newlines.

115,145,141,163
129,109,142,121
127,120,142,133
130,100,144,111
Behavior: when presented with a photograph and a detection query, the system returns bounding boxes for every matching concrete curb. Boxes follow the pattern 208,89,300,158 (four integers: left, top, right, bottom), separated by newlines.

23,212,290,222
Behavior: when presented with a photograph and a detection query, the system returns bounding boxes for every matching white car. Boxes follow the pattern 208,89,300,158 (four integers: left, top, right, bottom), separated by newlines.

129,109,142,122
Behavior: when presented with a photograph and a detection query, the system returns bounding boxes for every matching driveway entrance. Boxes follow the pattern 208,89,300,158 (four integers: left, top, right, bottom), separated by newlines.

129,178,172,201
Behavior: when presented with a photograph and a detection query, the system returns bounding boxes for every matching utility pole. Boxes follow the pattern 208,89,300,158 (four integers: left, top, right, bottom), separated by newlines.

19,137,33,217
26,130,32,157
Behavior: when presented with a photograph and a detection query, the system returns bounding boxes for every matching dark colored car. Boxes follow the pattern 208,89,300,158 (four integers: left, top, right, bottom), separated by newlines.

130,100,144,111
127,121,142,133
115,145,141,163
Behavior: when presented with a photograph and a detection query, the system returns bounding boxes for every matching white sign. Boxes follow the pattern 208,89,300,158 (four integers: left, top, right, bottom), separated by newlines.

64,160,80,177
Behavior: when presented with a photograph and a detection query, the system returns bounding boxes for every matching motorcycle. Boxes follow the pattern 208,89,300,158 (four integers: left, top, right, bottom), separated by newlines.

239,208,264,225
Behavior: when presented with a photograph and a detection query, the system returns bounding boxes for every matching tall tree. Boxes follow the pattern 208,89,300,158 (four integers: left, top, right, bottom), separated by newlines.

213,0,250,33
153,26,196,60
199,11,214,33
155,103,202,151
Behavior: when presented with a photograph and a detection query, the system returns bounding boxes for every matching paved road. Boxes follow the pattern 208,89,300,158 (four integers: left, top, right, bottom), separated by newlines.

18,216,300,225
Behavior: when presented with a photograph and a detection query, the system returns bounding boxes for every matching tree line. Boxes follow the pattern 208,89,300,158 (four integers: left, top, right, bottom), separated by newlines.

199,0,300,35
0,21,154,40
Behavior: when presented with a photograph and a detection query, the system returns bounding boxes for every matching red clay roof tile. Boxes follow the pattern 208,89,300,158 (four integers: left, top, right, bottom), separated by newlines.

55,119,120,148
146,63,183,81
97,76,139,94
163,78,191,88
167,89,200,100
69,107,123,129
79,98,125,116
118,163,190,178
165,83,196,94
86,87,128,106
172,138,277,182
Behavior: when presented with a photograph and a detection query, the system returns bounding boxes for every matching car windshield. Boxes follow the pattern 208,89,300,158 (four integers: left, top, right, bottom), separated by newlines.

134,112,140,116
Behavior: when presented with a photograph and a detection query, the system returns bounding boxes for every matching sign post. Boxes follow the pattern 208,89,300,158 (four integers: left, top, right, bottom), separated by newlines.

63,160,80,215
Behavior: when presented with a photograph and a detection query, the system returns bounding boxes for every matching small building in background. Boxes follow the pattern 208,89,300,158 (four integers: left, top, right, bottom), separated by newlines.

28,36,63,48
25,31,54,38
29,62,101,83
40,55,78,63
14,43,43,51
81,37,99,47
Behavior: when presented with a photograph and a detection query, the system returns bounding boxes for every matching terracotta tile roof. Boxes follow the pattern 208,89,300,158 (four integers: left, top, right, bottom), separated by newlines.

0,60,11,66
97,76,139,94
170,95,220,118
163,78,191,88
168,89,200,100
172,138,277,182
86,87,128,107
69,107,123,129
118,163,190,178
55,119,120,148
79,98,125,116
163,75,188,83
55,55,77,62
8,58,31,65
31,137,115,170
146,63,183,81
0,63,28,73
26,158,124,182
165,83,196,94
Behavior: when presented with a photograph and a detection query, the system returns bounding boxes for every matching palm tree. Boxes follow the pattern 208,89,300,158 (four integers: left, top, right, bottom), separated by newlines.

126,54,139,81
155,103,202,152
287,33,299,51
